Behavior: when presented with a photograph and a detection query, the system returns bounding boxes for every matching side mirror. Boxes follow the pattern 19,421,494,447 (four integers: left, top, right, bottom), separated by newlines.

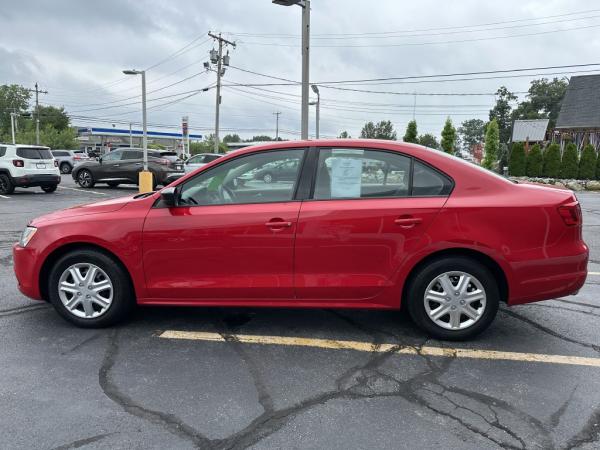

161,186,177,207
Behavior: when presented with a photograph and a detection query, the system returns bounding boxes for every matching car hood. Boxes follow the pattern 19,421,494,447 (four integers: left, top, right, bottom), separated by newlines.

31,195,133,225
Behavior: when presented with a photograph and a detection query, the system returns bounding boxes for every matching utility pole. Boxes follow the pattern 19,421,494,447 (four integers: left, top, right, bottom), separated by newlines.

26,83,48,145
273,111,281,140
10,112,17,144
310,84,320,139
413,92,417,121
207,32,235,153
129,122,133,147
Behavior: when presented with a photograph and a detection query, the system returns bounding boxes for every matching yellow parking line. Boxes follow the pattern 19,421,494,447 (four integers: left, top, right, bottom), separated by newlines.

159,330,600,368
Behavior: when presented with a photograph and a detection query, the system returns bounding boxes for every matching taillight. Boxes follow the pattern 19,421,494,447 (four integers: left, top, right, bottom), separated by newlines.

54,160,58,167
558,202,581,226
12,160,24,167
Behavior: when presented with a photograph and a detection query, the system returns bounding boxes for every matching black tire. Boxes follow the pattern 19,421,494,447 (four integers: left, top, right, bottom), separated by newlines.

47,249,135,328
77,169,95,188
405,256,499,341
41,184,57,193
60,162,72,174
107,182,120,188
0,173,14,195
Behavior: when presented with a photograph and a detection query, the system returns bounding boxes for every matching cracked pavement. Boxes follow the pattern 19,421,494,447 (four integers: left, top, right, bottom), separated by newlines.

0,176,599,449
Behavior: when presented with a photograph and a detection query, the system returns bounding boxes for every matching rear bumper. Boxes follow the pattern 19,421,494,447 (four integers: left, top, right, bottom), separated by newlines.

13,243,43,300
13,174,61,188
508,242,589,305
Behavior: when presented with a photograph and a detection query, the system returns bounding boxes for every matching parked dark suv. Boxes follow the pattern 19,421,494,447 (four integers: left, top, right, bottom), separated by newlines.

71,148,184,188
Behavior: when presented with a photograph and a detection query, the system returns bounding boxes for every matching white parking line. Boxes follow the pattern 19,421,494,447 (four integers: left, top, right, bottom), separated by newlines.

159,331,600,368
0,194,9,199
58,186,107,196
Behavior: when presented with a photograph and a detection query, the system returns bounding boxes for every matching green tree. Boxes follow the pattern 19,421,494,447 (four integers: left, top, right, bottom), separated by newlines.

457,118,486,154
498,143,509,174
597,149,600,180
512,77,568,129
0,84,31,136
417,133,439,149
542,143,561,178
15,125,77,149
223,133,241,143
338,130,351,138
561,143,579,179
37,105,70,131
509,142,526,176
482,118,499,170
526,143,543,177
360,120,397,140
489,86,517,143
403,120,418,143
246,135,273,142
578,144,597,180
191,134,229,154
440,117,456,154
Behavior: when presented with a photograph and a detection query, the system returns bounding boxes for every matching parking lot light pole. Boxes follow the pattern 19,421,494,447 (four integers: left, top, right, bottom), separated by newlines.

310,84,320,139
123,69,152,193
273,0,310,140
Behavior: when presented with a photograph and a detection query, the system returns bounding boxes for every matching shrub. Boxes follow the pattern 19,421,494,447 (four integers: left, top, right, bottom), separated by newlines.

542,143,561,178
509,142,526,176
578,144,597,180
560,143,579,179
440,117,456,154
526,144,543,177
482,119,499,170
403,120,418,143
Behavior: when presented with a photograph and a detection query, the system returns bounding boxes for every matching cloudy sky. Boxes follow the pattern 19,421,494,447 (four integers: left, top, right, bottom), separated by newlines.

2,0,600,141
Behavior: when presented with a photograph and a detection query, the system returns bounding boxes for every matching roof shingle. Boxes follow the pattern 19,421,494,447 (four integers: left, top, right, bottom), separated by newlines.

556,74,600,129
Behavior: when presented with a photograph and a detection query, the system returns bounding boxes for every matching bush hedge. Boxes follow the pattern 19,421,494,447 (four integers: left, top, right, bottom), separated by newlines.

542,143,561,178
579,144,597,180
561,143,579,179
509,142,526,176
526,144,543,177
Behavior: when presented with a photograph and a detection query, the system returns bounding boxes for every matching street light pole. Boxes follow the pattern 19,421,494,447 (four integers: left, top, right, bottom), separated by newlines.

123,69,151,192
311,84,320,139
10,112,17,144
273,0,310,140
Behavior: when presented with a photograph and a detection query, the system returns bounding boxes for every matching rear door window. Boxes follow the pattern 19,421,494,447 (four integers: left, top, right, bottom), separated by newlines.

122,150,143,160
102,150,123,161
16,147,53,159
0,147,6,157
412,161,453,196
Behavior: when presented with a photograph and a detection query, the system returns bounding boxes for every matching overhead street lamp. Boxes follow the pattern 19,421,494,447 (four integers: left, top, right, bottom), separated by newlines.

273,0,310,140
122,69,152,193
310,84,320,139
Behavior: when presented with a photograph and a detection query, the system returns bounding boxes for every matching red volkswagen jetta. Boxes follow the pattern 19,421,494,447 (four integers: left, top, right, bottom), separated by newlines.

13,140,588,340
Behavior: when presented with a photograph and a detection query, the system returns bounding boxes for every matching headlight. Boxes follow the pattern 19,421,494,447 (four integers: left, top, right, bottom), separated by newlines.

19,226,37,247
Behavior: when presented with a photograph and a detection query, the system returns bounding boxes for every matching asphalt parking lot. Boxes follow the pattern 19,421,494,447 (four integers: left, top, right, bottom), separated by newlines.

1,175,599,450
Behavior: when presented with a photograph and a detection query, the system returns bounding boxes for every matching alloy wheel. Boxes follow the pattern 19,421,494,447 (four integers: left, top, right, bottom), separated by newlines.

423,271,487,330
78,171,92,187
57,263,113,319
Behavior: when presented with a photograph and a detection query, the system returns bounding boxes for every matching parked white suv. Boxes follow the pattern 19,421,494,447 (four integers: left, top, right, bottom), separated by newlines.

0,144,61,194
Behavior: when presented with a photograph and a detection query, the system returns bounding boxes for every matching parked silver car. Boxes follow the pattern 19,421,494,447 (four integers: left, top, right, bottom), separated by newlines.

184,153,222,173
51,150,92,174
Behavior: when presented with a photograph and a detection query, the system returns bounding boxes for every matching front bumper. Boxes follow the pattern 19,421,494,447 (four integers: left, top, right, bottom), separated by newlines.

13,174,61,188
13,243,43,300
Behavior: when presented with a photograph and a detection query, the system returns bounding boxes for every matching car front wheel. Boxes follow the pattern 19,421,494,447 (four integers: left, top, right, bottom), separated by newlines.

47,249,135,327
77,169,95,188
406,256,499,340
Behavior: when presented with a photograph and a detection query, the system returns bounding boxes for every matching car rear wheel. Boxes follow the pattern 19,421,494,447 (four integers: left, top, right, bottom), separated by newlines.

77,169,95,188
406,256,499,340
60,162,72,174
0,173,14,195
47,249,135,328
41,184,57,193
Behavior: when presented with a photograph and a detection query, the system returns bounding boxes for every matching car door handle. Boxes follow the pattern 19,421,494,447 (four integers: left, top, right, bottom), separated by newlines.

265,220,293,228
394,217,423,228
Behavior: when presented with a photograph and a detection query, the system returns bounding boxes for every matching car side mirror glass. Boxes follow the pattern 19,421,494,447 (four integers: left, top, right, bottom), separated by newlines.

161,186,177,207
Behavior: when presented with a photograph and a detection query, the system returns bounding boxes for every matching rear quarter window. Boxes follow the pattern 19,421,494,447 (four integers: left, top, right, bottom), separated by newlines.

0,147,6,157
412,161,453,196
16,148,53,159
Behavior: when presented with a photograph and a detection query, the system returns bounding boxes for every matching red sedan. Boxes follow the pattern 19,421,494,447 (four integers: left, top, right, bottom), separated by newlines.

13,140,588,340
